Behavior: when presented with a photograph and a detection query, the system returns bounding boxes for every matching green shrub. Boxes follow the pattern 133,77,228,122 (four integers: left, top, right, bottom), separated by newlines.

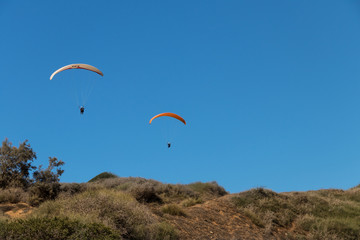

154,222,179,240
161,204,187,217
181,197,203,207
344,188,360,202
60,183,85,194
86,177,199,204
28,182,61,206
187,181,228,198
306,217,360,240
242,206,264,228
128,182,164,204
83,177,228,204
88,172,118,183
232,187,360,239
32,189,177,240
158,184,197,202
0,187,28,203
233,188,279,207
0,217,121,240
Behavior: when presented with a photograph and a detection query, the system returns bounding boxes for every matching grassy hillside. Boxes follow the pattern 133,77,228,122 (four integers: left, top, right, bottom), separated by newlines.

0,173,359,239
232,187,360,239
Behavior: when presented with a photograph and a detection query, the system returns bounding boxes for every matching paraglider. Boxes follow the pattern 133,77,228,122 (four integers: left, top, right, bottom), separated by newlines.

50,64,103,80
149,112,186,125
149,113,186,148
50,64,103,114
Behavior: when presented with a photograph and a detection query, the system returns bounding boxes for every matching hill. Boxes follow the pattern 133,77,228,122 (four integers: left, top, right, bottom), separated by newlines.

0,174,359,239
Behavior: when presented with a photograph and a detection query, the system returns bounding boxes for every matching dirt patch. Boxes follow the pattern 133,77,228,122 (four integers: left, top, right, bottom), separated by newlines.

0,203,32,219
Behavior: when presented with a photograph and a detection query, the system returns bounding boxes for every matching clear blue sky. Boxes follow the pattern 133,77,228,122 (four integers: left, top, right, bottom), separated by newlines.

1,1,360,193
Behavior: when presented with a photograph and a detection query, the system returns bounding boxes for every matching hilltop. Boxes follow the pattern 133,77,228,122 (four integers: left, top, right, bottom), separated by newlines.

0,173,359,239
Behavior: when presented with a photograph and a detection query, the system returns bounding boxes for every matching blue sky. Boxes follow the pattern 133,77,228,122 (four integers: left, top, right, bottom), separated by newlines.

1,1,360,193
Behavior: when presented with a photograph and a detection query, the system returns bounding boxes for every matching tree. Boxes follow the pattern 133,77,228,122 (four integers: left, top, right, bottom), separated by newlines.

30,157,65,204
0,138,65,205
33,157,65,184
0,139,37,189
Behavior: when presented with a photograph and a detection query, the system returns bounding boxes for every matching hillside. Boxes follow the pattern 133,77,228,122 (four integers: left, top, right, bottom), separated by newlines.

0,174,359,239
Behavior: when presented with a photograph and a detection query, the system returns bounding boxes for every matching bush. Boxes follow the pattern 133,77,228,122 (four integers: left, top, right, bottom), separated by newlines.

187,181,228,198
0,217,121,240
32,189,178,240
181,197,203,207
0,187,28,204
158,184,197,202
85,177,200,204
154,222,179,240
129,183,164,204
161,204,187,217
59,183,86,198
84,177,228,204
29,182,61,206
232,187,279,207
88,172,118,183
232,188,360,239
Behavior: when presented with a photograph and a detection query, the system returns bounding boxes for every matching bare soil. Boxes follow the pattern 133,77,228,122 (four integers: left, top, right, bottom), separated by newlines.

0,202,32,219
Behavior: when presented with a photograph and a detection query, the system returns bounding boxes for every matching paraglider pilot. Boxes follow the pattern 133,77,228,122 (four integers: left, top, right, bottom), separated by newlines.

167,142,171,148
80,106,85,114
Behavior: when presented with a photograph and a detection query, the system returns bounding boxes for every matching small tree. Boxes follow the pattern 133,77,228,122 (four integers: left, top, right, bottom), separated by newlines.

0,138,65,205
30,157,65,204
0,139,37,189
33,157,65,184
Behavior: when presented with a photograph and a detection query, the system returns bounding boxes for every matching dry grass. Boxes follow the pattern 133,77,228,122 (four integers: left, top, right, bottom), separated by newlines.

2,174,358,239
82,177,226,204
0,187,29,204
181,197,203,207
232,187,360,239
0,217,121,239
31,188,178,240
187,181,228,198
161,204,187,217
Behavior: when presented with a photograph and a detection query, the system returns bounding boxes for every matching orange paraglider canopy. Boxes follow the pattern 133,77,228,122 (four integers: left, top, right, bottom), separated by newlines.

149,113,186,125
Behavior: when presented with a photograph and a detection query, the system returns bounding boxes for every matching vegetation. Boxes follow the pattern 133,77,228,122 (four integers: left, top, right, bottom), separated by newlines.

161,204,187,217
2,138,360,239
0,217,121,240
88,172,118,183
0,139,64,205
181,197,203,207
232,187,360,239
187,181,228,198
1,170,360,239
31,189,178,240
83,177,226,204
0,187,28,203
0,139,37,189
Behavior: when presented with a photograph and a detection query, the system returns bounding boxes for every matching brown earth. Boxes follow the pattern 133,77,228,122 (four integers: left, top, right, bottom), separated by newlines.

0,202,32,219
